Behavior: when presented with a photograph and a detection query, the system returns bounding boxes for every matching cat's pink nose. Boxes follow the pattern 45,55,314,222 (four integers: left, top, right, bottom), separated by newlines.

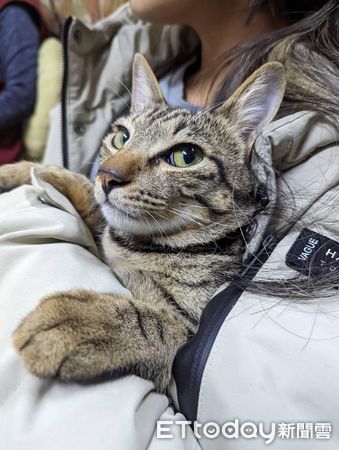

98,167,130,194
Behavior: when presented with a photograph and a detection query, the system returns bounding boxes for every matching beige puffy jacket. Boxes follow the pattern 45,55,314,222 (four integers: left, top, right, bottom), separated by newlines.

1,4,339,450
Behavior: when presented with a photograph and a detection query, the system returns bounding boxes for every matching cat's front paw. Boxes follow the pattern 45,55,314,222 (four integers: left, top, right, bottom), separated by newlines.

0,161,34,193
12,290,125,381
12,289,182,390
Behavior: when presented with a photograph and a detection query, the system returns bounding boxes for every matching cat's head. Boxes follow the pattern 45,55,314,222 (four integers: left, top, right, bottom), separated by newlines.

94,54,285,244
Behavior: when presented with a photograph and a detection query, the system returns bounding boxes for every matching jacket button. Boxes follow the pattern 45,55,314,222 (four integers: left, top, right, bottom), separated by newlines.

73,122,86,136
38,196,48,205
244,219,258,241
73,28,82,43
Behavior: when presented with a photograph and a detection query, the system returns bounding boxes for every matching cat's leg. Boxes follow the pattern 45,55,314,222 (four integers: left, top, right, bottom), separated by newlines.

0,161,35,189
12,289,189,392
0,161,103,238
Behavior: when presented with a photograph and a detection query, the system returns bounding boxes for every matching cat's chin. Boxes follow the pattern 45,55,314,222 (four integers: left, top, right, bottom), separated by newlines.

101,201,183,236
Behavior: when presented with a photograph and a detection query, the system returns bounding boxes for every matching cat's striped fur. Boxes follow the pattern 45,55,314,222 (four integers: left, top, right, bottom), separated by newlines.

0,55,286,391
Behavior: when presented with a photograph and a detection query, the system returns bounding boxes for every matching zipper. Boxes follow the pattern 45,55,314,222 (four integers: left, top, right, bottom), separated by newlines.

173,234,279,422
61,17,73,169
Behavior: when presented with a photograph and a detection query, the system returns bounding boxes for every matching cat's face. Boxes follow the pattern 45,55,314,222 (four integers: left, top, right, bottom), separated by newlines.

95,105,253,239
94,55,285,242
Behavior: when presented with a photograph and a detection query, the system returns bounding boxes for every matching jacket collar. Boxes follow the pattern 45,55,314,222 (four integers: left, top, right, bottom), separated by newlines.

247,111,339,259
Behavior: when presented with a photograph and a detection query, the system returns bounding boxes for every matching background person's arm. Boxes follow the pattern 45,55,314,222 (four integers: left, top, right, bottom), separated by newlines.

0,5,39,129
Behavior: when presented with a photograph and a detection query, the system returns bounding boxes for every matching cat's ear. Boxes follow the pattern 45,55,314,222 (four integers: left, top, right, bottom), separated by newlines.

217,62,286,150
131,53,165,113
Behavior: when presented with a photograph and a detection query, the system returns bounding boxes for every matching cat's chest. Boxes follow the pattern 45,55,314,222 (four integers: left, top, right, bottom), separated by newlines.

101,227,235,315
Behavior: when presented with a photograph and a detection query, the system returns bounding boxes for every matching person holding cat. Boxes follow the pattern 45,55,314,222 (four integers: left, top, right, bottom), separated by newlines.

0,1,338,449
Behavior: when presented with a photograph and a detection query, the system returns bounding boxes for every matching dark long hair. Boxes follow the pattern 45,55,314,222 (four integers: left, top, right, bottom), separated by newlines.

212,1,339,298
213,0,339,124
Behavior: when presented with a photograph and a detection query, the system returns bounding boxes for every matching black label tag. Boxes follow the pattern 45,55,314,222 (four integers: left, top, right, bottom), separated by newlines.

286,228,339,277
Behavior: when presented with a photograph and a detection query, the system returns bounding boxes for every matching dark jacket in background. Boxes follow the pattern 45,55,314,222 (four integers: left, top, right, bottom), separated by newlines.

0,0,45,164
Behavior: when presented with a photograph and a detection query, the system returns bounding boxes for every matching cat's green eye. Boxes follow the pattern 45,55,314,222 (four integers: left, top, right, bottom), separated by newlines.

167,145,203,168
112,126,130,150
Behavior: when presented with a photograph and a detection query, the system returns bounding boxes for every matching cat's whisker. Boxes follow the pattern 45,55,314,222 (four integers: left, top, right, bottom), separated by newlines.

169,208,212,231
170,207,206,224
177,202,210,210
144,209,172,242
228,197,252,219
227,192,258,259
177,202,253,227
154,212,180,230
141,210,158,238
143,210,180,263
110,76,136,111
144,210,163,235
171,206,228,229
196,101,225,115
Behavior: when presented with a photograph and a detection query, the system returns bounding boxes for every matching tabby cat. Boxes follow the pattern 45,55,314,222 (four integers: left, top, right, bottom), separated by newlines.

0,55,286,392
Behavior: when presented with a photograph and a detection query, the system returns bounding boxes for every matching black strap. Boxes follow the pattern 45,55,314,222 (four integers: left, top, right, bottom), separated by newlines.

173,234,278,422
